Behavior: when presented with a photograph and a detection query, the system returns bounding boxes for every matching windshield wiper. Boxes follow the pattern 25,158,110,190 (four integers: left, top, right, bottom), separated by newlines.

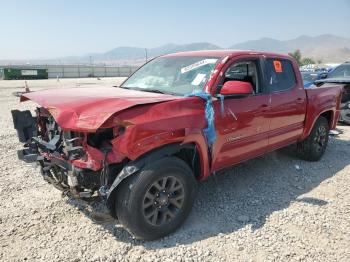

119,86,179,96
139,89,167,94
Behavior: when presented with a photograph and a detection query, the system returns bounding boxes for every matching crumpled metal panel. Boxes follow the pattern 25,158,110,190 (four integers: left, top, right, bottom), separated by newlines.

21,87,181,131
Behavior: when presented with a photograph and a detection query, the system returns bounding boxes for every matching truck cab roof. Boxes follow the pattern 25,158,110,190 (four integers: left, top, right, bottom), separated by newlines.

163,50,292,60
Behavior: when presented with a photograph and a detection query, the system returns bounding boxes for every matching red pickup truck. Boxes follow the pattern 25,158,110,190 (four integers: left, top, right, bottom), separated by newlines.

12,50,343,240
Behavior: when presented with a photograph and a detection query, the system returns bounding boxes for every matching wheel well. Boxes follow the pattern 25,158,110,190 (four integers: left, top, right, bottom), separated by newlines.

320,110,333,128
106,143,202,218
137,142,201,178
173,145,201,178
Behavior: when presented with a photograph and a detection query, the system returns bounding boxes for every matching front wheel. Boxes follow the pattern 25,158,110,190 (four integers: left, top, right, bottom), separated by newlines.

297,116,329,161
115,157,197,240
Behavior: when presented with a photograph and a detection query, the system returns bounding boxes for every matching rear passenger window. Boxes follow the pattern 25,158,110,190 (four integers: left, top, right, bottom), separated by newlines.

265,58,296,92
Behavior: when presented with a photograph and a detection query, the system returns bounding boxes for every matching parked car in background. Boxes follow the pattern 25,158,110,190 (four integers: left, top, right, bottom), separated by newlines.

301,71,327,88
316,62,350,124
327,62,350,79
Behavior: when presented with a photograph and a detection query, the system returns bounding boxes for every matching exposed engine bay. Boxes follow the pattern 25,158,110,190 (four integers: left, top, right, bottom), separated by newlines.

11,107,124,199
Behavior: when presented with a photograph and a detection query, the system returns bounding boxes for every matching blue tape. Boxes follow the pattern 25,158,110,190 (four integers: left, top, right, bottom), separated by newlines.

186,92,216,148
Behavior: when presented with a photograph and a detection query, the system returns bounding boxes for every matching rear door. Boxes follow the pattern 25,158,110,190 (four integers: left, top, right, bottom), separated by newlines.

211,56,271,171
264,57,307,150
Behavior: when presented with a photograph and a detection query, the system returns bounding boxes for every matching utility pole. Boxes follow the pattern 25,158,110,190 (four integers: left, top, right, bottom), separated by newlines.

89,56,94,77
145,48,148,63
59,60,64,79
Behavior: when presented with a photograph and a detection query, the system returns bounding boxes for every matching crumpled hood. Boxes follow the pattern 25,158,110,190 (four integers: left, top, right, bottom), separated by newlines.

21,87,180,131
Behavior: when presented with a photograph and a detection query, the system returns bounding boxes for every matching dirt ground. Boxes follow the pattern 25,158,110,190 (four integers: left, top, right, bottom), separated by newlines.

0,78,349,262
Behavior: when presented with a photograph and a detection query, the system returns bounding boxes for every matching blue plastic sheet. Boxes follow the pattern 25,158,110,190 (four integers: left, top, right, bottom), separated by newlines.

187,92,217,148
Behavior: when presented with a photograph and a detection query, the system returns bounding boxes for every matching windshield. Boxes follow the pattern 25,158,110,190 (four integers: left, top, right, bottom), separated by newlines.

328,64,350,78
121,56,220,95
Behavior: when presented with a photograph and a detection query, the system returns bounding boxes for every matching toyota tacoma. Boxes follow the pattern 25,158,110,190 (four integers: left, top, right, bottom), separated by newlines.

11,50,343,240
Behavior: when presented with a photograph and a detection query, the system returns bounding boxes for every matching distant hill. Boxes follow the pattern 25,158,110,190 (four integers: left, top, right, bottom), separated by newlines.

57,34,350,64
230,34,350,63
1,35,349,65
62,42,222,65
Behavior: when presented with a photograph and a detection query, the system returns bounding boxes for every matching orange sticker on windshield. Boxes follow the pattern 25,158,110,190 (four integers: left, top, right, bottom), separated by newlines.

273,60,283,73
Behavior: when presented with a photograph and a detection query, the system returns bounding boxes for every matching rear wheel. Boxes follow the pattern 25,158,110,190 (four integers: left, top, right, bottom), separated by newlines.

115,157,197,240
297,116,329,161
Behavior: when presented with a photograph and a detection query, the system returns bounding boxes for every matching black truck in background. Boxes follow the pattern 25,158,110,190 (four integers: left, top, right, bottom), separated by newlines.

316,62,350,124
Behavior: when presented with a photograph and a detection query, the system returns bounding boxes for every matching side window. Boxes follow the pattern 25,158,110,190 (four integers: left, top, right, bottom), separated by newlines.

223,60,261,94
225,63,248,80
265,58,296,92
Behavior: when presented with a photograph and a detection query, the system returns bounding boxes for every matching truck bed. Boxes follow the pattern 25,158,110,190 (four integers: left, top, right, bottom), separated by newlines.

303,84,343,138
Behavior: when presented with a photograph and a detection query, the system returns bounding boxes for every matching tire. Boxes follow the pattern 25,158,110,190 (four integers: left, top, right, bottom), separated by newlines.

297,116,329,161
339,103,350,125
115,157,197,240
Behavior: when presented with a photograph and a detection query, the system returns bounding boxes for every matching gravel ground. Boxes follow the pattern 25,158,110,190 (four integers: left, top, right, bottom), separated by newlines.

0,78,349,262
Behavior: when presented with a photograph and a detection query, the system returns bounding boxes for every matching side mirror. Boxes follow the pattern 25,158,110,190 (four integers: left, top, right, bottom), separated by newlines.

220,80,254,96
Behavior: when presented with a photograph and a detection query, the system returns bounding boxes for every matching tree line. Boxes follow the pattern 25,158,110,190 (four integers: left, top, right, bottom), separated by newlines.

288,49,322,66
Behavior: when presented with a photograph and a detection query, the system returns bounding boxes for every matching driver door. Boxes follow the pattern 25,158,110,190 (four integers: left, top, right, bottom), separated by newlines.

211,57,271,171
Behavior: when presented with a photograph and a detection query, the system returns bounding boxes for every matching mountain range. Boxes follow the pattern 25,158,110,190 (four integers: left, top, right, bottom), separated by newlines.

62,34,350,65
230,34,350,63
2,34,350,65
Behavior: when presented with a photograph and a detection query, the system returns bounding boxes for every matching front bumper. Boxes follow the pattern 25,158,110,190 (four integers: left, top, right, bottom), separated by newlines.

12,109,43,163
17,145,43,163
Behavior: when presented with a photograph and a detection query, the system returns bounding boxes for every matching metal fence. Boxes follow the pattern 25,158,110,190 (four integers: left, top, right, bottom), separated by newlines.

0,64,139,79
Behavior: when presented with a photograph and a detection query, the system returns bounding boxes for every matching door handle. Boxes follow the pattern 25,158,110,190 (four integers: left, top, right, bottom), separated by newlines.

296,98,303,104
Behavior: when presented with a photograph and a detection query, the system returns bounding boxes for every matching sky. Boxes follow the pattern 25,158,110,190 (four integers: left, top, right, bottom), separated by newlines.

0,0,349,59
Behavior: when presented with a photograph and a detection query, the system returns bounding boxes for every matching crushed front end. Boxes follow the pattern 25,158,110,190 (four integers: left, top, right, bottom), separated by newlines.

11,107,125,199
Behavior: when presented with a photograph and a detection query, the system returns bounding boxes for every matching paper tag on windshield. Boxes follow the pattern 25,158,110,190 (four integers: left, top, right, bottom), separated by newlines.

181,59,217,74
191,73,206,85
